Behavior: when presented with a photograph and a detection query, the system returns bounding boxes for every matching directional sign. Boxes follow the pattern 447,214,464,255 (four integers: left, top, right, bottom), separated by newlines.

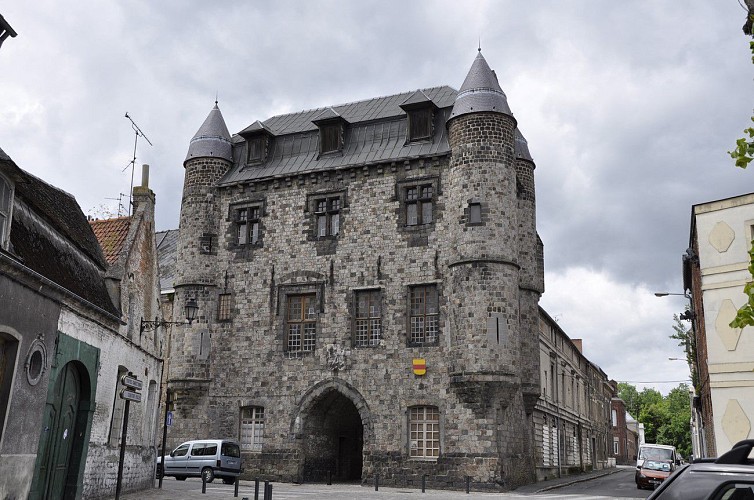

166,411,173,426
120,389,142,402
121,374,143,391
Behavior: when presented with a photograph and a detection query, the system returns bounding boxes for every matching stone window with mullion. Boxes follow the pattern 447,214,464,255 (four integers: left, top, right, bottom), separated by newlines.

240,406,264,452
353,289,382,347
234,205,262,246
409,406,440,459
315,197,340,237
406,184,433,227
408,284,439,346
285,293,317,354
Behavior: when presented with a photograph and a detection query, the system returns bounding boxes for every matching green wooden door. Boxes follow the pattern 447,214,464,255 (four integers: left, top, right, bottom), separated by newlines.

39,362,81,499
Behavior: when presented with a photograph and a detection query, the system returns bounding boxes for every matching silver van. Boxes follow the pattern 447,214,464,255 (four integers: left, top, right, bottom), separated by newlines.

156,439,241,484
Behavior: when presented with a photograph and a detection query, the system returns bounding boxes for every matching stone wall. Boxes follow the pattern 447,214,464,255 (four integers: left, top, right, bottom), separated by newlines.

165,106,545,489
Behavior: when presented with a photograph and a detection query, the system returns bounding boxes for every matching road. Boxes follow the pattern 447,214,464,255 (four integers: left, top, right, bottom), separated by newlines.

119,468,653,500
535,467,648,499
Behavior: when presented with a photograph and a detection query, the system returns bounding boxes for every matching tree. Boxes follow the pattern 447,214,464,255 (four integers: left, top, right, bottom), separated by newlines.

618,382,640,418
618,382,691,456
669,313,699,391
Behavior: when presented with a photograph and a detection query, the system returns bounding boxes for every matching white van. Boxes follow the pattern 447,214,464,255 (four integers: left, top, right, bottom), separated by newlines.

156,439,242,484
636,443,679,469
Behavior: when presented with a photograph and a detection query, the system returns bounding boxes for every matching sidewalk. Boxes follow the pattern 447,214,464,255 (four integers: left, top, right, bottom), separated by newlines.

117,468,623,500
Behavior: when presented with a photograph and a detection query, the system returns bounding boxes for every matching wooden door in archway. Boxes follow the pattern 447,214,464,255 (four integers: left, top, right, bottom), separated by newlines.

38,362,81,499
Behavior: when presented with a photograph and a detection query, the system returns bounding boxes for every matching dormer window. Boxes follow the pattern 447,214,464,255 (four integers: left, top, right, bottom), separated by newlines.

247,135,267,163
407,108,432,142
312,108,348,156
239,120,273,165
320,124,342,154
0,174,12,249
400,90,436,144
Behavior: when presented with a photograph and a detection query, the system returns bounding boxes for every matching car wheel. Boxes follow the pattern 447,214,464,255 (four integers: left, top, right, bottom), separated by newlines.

202,467,215,483
155,465,163,479
222,477,235,485
175,476,186,481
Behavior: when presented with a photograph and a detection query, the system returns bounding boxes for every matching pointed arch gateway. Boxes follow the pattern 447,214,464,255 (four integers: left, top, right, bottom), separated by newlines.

291,379,372,483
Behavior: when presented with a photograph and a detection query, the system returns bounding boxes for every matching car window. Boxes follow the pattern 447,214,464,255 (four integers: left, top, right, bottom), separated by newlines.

191,443,206,456
714,483,754,500
173,444,190,457
222,442,241,458
204,444,217,456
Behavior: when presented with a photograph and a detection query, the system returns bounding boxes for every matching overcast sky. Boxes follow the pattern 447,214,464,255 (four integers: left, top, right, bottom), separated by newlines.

1,1,752,396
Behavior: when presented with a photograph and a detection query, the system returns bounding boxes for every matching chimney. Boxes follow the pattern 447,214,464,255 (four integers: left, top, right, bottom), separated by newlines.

572,338,583,353
132,164,156,215
141,163,150,188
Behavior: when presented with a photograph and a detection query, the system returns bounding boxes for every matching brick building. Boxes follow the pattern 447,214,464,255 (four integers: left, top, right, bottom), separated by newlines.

161,51,608,490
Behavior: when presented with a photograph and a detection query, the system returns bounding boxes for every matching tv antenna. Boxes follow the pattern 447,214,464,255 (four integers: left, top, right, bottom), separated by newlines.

123,112,153,215
104,193,128,217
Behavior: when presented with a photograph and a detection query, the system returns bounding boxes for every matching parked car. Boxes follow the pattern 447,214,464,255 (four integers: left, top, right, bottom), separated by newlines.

646,439,754,500
156,439,241,484
636,443,680,490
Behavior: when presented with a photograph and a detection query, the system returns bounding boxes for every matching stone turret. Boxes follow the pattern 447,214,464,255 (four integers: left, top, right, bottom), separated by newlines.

171,103,232,432
446,50,520,388
445,51,539,486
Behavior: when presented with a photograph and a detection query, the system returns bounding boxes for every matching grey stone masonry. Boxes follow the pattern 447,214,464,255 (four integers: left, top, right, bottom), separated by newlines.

165,53,549,492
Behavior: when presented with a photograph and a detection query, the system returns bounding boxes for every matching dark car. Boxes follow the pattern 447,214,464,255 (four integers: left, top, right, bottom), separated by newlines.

636,459,673,490
647,439,754,500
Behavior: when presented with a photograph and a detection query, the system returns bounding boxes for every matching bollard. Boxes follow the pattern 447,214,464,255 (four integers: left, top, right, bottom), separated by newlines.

268,483,273,499
374,474,379,491
234,476,240,497
254,479,259,500
327,470,332,485
422,474,426,493
263,480,270,500
466,475,470,494
202,475,207,494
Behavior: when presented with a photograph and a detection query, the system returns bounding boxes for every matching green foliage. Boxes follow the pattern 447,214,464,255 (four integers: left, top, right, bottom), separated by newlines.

670,314,699,391
730,240,754,328
729,116,754,169
620,383,692,458
618,383,640,418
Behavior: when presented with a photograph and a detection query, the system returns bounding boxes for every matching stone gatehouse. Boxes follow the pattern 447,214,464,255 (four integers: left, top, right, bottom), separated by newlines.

164,50,546,490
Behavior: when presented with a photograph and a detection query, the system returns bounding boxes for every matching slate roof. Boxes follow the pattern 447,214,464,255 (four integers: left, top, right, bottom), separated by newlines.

156,229,178,293
219,86,457,186
0,148,118,316
208,55,531,187
449,50,513,121
185,103,233,163
90,216,132,266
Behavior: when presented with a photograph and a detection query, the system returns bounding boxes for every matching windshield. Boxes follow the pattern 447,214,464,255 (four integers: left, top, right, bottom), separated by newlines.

643,460,672,472
639,447,674,462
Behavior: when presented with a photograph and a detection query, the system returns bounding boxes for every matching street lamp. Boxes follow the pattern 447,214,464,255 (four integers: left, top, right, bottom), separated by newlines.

140,297,199,333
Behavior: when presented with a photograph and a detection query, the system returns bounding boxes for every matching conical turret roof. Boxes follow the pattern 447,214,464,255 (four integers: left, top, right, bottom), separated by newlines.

185,103,232,163
449,50,512,121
